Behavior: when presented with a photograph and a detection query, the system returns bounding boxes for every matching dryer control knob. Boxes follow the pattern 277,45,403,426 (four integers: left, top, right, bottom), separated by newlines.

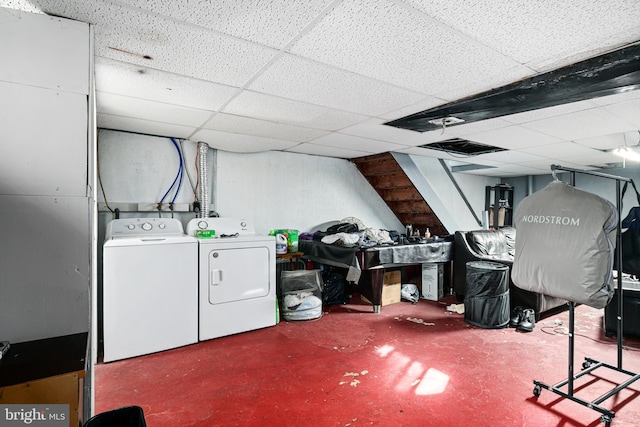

141,222,152,231
240,221,247,228
127,224,135,230
159,223,166,229
198,221,208,229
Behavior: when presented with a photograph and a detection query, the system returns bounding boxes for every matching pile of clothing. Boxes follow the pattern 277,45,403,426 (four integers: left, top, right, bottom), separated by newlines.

299,217,399,247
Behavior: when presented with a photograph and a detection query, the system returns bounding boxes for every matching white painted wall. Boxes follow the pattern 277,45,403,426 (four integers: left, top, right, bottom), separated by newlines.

96,130,403,235
0,8,90,343
215,150,403,234
407,155,498,232
97,130,206,211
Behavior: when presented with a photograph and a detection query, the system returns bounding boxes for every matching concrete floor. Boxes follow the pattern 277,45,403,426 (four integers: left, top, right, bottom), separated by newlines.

95,295,640,426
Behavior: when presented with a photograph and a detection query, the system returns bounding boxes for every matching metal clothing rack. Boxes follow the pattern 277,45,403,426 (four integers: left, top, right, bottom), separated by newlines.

531,164,640,426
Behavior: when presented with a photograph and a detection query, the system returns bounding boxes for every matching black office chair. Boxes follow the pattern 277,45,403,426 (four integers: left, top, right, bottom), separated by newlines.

84,405,147,427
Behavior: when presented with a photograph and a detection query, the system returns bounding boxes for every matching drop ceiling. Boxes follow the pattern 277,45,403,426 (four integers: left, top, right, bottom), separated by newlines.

3,0,640,176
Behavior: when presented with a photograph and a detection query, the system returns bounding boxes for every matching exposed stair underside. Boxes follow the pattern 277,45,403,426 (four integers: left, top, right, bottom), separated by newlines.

351,153,448,237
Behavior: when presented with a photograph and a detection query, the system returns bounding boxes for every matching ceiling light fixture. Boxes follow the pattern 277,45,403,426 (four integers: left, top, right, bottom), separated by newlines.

427,117,465,134
612,145,640,161
427,117,465,126
612,130,640,165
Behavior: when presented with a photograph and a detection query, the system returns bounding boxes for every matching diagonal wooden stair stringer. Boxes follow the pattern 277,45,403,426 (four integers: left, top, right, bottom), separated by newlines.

351,152,447,237
351,152,482,237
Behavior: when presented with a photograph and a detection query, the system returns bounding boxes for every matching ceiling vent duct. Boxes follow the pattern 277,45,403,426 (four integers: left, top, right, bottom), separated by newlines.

419,138,507,156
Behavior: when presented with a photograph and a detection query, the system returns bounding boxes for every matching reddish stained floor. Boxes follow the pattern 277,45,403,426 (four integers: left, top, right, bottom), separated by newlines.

95,295,640,426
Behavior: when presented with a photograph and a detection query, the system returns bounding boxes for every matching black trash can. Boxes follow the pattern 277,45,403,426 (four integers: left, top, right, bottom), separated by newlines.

464,261,510,328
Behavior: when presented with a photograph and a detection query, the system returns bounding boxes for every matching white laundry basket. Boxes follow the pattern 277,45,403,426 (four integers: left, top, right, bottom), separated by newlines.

280,270,323,321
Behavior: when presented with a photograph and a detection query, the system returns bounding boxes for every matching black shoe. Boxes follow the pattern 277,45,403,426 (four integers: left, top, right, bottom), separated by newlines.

509,306,524,328
517,308,535,332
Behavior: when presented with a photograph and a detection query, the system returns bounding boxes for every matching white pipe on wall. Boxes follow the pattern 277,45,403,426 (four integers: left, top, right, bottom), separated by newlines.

198,141,210,218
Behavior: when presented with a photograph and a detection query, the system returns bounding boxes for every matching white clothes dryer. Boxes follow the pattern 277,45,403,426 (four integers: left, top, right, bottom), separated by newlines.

103,218,198,362
186,218,276,341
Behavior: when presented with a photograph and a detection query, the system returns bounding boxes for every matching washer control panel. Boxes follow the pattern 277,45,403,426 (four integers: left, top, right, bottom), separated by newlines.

105,218,185,240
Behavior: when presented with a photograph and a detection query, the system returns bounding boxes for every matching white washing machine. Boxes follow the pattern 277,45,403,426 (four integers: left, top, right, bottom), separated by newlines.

103,218,198,362
186,218,276,341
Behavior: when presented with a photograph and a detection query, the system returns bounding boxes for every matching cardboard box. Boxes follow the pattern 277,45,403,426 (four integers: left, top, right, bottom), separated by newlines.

361,270,401,306
422,263,444,301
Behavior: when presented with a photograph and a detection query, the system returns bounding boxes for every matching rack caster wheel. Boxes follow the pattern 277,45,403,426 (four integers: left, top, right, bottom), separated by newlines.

533,385,541,397
582,361,591,370
600,414,611,426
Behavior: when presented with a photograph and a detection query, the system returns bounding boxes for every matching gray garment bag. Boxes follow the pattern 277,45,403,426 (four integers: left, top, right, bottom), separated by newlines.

512,181,617,309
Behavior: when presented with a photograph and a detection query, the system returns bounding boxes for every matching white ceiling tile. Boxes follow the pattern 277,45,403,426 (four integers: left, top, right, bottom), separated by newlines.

521,107,638,140
203,113,329,142
501,99,600,125
393,146,493,162
472,150,546,164
393,146,444,158
97,113,195,139
222,90,369,131
249,54,426,116
97,92,213,127
591,88,640,106
33,0,278,87
190,129,298,153
481,163,546,176
95,58,238,111
379,97,447,121
115,0,334,49
1,1,41,13
514,158,564,171
518,142,605,160
440,117,513,137
458,168,504,176
285,142,369,159
448,157,503,167
574,133,631,150
602,98,640,129
403,0,640,69
5,0,640,173
465,125,561,149
289,0,522,93
96,19,275,88
518,159,600,173
339,118,429,145
434,65,535,102
309,133,409,154
561,151,621,167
